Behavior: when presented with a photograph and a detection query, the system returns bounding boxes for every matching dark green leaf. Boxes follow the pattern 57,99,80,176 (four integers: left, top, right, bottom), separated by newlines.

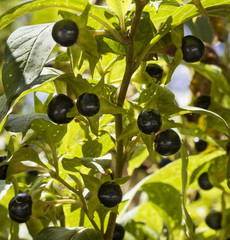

30,119,67,145
3,23,56,101
142,182,182,230
5,113,49,134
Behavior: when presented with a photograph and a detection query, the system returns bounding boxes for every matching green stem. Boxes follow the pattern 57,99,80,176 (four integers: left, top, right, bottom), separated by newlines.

104,212,117,240
50,171,101,232
105,3,147,240
41,199,80,205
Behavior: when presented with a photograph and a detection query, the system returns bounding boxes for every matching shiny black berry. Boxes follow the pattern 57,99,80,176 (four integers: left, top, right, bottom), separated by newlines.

145,64,163,82
0,155,8,180
47,94,74,124
137,109,162,135
194,95,211,109
154,129,181,156
98,182,122,208
8,193,32,223
182,35,205,62
159,158,172,168
113,223,125,240
198,172,213,190
205,211,222,230
77,93,100,117
52,19,79,47
194,138,208,152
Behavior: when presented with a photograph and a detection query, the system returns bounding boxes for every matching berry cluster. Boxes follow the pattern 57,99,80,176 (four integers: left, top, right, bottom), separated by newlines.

47,92,100,124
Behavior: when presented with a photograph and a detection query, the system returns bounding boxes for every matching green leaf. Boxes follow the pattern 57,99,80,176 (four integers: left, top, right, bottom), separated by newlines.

2,23,56,101
34,226,103,240
30,119,67,145
4,113,49,134
141,133,155,156
99,97,126,115
106,0,131,23
142,182,182,230
80,173,101,194
0,79,56,135
0,0,123,43
77,28,99,57
164,48,183,84
149,0,230,27
82,131,115,157
118,121,139,141
139,83,181,117
62,155,111,174
128,144,149,175
175,106,230,136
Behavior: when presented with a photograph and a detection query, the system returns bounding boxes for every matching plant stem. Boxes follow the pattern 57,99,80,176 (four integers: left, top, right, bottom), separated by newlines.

50,171,101,232
105,3,148,240
41,199,80,205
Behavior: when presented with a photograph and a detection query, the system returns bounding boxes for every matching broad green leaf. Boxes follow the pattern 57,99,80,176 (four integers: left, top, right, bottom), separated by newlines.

34,226,103,240
4,113,49,134
0,147,46,169
137,16,172,63
2,23,56,101
62,155,111,173
128,144,149,175
30,119,67,145
118,121,139,141
82,131,115,158
142,182,182,230
118,150,225,222
134,202,163,236
0,75,57,133
99,97,126,115
106,0,131,24
139,83,181,117
149,0,230,27
0,0,123,43
80,173,101,194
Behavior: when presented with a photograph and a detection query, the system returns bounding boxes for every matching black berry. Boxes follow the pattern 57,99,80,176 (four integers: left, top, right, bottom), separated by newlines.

0,155,8,180
137,109,162,135
47,94,74,124
113,223,125,240
52,19,79,47
77,93,100,117
205,211,222,230
98,182,122,208
194,138,208,152
182,35,205,62
154,129,181,156
8,193,32,223
159,158,172,168
198,172,213,190
194,95,211,109
145,64,163,82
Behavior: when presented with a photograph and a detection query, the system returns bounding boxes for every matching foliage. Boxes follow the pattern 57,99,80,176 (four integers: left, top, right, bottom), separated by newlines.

0,0,230,240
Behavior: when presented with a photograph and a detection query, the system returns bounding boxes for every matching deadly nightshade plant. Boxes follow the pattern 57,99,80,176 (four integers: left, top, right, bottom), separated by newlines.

0,0,230,240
